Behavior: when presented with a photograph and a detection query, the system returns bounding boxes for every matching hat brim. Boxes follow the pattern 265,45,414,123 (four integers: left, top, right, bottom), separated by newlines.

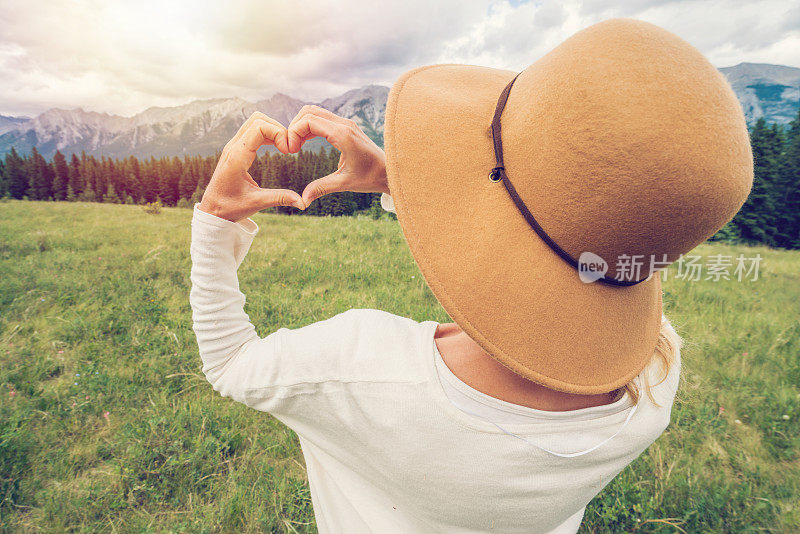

384,63,662,394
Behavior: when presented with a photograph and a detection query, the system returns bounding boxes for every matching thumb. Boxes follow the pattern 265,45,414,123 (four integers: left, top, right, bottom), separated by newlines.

302,173,345,206
251,188,305,211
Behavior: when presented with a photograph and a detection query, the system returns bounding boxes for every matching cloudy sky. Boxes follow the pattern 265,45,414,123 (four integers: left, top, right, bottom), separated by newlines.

1,0,798,117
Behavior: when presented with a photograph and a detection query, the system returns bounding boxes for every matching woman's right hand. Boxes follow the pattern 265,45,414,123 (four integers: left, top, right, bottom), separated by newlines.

286,106,389,206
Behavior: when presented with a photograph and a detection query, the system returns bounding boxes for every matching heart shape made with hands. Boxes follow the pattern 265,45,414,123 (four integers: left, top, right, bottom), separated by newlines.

198,106,388,223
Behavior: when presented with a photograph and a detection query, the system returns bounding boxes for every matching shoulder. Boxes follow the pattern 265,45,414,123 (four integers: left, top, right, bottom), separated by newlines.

284,308,424,344
334,307,421,329
274,308,435,385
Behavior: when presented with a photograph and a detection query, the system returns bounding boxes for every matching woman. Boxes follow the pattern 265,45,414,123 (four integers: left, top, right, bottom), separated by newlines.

189,19,752,533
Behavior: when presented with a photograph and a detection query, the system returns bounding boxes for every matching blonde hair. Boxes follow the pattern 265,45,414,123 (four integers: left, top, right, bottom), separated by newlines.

613,316,681,406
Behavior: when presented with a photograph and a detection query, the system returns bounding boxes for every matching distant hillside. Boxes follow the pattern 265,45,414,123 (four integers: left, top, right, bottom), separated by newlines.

719,63,800,126
0,86,388,159
0,114,30,135
1,62,798,159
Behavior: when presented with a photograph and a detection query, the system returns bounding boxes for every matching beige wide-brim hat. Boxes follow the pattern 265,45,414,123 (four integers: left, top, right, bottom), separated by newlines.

383,18,753,394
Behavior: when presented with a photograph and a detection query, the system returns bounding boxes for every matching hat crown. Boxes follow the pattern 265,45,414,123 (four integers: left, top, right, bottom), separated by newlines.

502,18,753,275
383,19,755,394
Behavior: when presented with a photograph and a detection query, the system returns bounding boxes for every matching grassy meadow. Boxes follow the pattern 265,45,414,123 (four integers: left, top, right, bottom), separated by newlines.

0,199,798,533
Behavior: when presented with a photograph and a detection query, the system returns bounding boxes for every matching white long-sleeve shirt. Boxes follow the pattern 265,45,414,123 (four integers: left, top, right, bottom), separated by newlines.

189,202,681,534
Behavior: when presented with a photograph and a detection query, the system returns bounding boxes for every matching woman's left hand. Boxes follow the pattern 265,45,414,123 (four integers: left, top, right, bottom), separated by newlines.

198,112,305,222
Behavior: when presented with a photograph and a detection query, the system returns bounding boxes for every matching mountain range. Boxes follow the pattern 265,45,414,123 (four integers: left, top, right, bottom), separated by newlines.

0,63,797,160
719,63,800,125
0,85,388,160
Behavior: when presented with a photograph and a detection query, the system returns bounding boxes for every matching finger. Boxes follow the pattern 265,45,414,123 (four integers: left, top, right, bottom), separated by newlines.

272,128,289,153
289,104,356,130
301,172,346,205
244,172,260,188
287,105,311,129
250,187,305,211
286,130,319,153
223,112,287,159
222,113,262,160
226,118,286,171
288,114,351,154
287,106,361,152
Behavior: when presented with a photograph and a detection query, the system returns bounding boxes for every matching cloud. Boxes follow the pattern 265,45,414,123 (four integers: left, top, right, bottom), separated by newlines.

437,0,800,71
0,0,797,117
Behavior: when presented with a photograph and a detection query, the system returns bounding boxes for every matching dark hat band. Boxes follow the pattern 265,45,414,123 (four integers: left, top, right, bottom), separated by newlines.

490,73,647,287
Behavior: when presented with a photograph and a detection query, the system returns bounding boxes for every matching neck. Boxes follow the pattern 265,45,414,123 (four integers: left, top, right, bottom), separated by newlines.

434,322,621,412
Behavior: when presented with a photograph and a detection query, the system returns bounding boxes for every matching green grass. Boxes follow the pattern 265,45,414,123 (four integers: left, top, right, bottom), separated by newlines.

0,199,798,533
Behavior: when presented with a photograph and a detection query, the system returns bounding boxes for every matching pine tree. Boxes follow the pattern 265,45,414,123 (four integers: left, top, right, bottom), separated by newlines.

190,185,203,204
66,184,76,202
68,153,83,197
732,118,779,245
260,159,280,189
198,155,215,190
157,158,180,206
336,192,358,216
178,168,196,201
84,156,98,200
80,187,96,202
271,154,295,215
779,108,800,248
94,157,108,201
3,148,27,199
125,173,141,203
368,195,384,219
26,147,53,200
51,151,69,201
124,156,141,201
105,182,121,203
140,157,158,203
250,153,262,181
